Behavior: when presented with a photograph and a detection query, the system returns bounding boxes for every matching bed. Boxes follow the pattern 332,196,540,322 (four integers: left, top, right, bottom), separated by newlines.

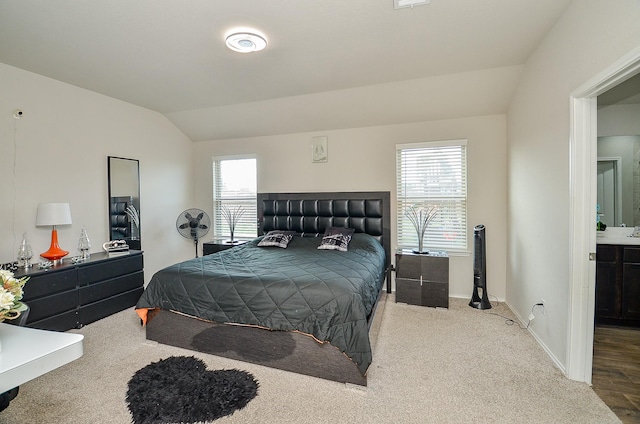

136,191,390,385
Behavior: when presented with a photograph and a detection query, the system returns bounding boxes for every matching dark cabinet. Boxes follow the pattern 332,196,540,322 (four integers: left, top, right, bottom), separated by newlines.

595,245,620,319
395,250,449,308
16,251,144,331
203,239,249,255
622,247,640,321
595,245,640,326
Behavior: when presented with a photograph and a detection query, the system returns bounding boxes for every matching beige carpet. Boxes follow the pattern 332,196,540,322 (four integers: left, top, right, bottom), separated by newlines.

0,296,619,424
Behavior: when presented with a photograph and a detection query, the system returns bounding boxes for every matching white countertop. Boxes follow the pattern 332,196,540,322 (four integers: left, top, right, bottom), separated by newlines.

596,227,640,246
0,324,84,392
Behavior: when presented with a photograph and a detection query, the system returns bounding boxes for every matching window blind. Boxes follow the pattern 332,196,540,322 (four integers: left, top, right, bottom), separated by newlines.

396,140,468,252
212,156,257,238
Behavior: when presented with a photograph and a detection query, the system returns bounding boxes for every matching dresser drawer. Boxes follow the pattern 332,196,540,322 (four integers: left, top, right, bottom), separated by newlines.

396,278,422,305
77,254,143,286
28,309,79,332
422,281,449,308
79,271,143,305
79,287,144,325
395,255,421,279
23,269,77,299
26,290,79,322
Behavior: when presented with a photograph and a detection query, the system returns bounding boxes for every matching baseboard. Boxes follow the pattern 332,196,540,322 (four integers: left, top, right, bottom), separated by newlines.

504,300,567,376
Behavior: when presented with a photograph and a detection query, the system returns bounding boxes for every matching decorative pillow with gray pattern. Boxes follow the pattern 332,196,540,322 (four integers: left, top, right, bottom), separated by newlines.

257,230,296,248
317,227,355,252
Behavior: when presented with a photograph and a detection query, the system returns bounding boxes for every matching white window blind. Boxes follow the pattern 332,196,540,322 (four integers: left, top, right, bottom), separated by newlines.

396,140,468,252
212,156,257,239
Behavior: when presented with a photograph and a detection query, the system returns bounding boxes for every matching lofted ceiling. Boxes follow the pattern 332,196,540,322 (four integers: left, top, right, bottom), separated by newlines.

0,0,573,141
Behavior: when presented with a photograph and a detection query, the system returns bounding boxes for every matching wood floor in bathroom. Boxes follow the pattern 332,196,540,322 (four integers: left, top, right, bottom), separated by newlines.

592,325,640,424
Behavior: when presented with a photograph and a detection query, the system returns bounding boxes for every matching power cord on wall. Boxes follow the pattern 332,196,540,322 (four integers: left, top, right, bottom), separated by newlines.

526,302,545,327
11,112,21,259
483,296,545,330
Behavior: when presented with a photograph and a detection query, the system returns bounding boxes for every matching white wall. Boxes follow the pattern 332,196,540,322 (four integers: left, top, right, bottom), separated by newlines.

507,0,640,371
598,103,640,136
193,115,508,300
0,63,195,283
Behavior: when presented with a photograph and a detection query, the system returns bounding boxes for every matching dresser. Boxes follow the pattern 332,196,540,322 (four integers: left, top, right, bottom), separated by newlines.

15,251,144,331
395,249,449,308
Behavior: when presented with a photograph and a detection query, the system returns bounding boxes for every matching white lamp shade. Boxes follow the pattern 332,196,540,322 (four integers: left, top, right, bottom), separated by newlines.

36,203,72,226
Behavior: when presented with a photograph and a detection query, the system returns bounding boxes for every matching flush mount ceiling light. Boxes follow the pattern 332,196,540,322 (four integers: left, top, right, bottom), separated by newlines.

394,0,430,9
225,31,267,53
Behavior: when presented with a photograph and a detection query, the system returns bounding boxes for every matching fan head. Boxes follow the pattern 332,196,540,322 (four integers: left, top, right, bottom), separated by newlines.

176,209,211,241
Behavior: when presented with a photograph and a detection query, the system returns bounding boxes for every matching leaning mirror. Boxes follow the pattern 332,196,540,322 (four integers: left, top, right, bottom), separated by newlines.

108,156,141,250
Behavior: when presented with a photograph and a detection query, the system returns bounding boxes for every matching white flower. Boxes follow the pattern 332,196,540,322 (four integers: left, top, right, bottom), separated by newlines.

0,269,13,280
0,288,16,310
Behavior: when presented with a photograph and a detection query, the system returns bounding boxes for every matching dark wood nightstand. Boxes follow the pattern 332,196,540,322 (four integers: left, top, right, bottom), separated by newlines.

202,238,250,255
395,249,449,308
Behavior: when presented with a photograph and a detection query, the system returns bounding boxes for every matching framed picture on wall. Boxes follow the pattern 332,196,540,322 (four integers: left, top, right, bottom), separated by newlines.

311,136,328,163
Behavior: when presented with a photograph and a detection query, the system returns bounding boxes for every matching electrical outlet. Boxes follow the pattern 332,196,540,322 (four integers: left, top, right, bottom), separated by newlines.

540,299,546,315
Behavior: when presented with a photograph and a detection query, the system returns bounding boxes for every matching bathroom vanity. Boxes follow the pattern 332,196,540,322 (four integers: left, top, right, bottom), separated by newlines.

595,227,640,327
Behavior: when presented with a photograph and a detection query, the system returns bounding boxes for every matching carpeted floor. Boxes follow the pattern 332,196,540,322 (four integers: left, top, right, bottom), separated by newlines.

0,295,620,424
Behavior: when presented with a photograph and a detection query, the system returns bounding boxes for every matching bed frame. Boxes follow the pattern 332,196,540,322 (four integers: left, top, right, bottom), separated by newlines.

145,191,391,386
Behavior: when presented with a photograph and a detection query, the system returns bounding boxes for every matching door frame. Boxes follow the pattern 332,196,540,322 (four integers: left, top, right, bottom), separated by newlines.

568,45,640,383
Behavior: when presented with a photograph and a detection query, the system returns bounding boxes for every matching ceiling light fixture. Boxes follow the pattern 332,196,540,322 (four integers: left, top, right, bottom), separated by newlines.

225,31,267,53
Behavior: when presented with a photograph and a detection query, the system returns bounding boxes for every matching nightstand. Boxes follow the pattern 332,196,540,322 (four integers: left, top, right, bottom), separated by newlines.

395,249,449,308
202,238,250,255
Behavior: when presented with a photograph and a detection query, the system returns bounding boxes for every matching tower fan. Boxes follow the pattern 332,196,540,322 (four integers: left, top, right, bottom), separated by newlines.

469,224,491,309
176,209,211,257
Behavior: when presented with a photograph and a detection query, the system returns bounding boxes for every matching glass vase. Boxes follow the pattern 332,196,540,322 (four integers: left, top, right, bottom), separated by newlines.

17,232,33,268
413,230,429,254
78,226,91,260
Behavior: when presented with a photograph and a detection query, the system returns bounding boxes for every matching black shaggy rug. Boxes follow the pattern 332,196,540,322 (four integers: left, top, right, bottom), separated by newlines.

126,356,259,424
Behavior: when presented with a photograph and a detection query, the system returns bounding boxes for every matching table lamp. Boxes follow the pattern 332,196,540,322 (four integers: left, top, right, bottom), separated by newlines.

36,202,72,263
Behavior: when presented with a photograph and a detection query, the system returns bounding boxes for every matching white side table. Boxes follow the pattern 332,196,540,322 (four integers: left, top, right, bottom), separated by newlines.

0,323,84,392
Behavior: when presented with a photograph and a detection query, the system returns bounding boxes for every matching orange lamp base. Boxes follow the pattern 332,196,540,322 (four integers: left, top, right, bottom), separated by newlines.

40,228,69,261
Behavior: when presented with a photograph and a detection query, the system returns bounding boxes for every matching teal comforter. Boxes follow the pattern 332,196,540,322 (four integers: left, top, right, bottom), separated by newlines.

136,233,386,375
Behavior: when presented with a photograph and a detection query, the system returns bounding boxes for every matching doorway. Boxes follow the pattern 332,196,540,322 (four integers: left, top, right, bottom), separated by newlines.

568,45,640,384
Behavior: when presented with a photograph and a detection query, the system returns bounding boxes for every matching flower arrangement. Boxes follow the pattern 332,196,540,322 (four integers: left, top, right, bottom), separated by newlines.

0,270,29,321
220,206,245,243
405,204,439,254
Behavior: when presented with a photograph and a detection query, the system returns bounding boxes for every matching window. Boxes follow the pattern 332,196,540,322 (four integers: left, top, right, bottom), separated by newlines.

212,156,257,239
396,140,467,252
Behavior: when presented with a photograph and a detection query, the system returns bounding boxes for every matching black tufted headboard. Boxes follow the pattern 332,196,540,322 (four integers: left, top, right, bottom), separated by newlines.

257,191,391,267
110,196,132,239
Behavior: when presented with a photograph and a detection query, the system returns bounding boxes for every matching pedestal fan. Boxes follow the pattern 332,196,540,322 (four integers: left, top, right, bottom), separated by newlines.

176,209,211,257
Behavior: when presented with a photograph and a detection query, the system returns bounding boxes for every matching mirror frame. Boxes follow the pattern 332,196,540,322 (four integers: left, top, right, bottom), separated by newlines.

107,156,141,250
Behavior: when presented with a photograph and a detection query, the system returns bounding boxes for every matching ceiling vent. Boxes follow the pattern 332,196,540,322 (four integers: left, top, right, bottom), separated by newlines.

394,0,430,9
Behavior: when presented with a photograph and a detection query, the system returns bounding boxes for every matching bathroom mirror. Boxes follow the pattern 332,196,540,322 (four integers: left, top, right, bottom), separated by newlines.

597,136,640,228
108,156,141,250
597,73,640,228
